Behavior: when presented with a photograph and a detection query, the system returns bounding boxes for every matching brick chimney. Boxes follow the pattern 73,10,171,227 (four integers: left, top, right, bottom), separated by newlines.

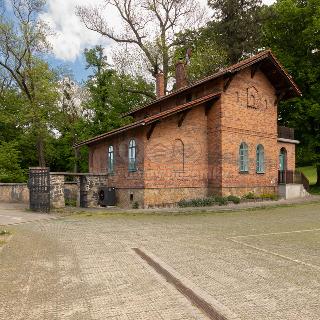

156,72,165,98
175,60,187,90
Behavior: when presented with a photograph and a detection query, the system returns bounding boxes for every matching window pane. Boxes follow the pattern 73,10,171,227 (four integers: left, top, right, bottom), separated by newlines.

128,139,136,171
239,142,248,172
108,146,114,173
256,145,264,173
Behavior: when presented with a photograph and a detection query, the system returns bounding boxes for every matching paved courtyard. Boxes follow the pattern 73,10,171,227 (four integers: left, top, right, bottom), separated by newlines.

0,202,320,319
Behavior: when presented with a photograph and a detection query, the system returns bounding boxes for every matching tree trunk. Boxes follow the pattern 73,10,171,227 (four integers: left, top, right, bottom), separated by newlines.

74,147,79,173
36,134,46,167
316,164,320,186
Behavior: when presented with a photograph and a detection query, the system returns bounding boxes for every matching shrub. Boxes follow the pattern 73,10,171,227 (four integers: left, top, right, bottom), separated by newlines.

214,196,228,206
132,201,139,209
242,192,256,200
259,193,278,200
0,230,10,236
227,195,241,204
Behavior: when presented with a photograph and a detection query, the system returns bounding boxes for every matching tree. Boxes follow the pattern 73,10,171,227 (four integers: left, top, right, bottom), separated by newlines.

0,0,58,166
262,0,320,185
208,0,265,63
77,0,206,92
174,27,228,82
83,46,153,135
0,141,26,182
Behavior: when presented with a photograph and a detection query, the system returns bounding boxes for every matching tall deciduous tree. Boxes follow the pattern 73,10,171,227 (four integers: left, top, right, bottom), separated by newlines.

262,0,320,185
208,0,265,63
77,0,207,92
0,0,58,166
84,46,154,135
174,27,228,82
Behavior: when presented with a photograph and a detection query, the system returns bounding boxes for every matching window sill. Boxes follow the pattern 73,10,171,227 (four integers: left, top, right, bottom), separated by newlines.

239,171,249,174
256,171,265,174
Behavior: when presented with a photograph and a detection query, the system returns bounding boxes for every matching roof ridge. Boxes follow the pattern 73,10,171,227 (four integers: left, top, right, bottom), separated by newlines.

123,50,273,117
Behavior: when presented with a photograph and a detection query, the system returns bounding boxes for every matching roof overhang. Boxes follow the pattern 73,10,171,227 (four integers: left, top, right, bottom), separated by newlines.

123,50,301,117
74,91,221,148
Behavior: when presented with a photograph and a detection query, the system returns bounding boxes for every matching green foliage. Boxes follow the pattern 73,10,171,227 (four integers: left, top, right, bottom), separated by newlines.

262,0,320,184
242,192,257,200
84,46,154,136
259,193,278,200
132,201,139,209
177,196,231,207
208,0,265,63
0,142,26,182
227,195,241,204
0,230,11,236
174,28,228,82
297,166,317,185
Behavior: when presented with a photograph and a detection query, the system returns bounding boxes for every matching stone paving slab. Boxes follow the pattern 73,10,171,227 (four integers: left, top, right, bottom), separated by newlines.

0,202,320,319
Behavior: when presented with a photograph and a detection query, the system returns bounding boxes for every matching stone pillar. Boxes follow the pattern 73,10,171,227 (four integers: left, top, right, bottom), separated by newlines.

50,174,65,208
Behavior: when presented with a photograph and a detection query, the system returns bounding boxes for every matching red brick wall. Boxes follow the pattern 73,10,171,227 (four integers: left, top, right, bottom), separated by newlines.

87,66,294,206
218,68,279,196
89,128,145,189
143,104,209,189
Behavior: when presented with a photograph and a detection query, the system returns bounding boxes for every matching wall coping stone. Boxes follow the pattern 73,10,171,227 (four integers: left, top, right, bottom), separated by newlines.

0,183,27,186
277,138,300,145
50,172,108,176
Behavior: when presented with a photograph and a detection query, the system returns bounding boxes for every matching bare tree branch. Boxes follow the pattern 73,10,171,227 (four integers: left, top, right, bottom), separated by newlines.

77,0,208,92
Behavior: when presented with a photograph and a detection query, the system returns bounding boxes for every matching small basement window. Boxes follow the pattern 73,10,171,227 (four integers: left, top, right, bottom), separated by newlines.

130,193,134,202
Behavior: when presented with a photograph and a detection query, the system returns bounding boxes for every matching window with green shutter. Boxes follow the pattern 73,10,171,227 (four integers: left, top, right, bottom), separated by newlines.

239,142,249,172
256,144,265,173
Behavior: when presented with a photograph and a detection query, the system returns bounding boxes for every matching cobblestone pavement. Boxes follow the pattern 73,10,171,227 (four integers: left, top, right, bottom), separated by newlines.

0,202,320,319
0,203,55,225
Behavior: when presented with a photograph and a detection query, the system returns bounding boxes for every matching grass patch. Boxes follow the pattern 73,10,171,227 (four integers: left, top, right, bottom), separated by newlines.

0,230,11,236
297,166,320,195
297,166,317,185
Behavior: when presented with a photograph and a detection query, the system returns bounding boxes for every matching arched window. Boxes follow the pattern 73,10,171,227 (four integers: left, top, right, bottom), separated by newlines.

108,145,114,174
173,139,184,172
256,144,265,173
128,139,137,172
239,142,249,172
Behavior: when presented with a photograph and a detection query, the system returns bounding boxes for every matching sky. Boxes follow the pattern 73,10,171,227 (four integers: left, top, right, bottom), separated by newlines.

40,0,276,82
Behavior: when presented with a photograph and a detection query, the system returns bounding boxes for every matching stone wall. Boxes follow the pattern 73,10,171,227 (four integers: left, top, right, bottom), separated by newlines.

50,174,65,208
77,175,108,208
0,183,29,203
64,182,78,205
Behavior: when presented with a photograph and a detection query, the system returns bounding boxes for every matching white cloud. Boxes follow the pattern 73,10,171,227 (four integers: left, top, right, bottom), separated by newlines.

40,0,113,61
41,0,276,62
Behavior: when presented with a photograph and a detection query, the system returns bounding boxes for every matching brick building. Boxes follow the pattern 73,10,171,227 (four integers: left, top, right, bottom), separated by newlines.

75,50,302,208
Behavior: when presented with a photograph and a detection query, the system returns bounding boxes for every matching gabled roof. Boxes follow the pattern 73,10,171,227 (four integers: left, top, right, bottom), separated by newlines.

74,91,221,147
123,50,301,117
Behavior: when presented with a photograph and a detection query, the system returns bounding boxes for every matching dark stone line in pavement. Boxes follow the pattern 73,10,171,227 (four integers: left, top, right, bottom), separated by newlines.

133,247,229,320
